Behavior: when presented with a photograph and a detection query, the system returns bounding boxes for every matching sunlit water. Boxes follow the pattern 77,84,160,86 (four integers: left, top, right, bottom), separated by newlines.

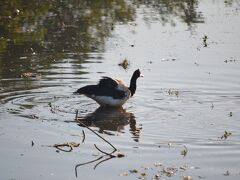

1,0,240,179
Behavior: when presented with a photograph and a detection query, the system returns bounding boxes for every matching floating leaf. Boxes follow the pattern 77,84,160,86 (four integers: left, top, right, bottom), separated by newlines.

181,145,188,157
118,58,130,69
223,170,230,176
221,131,232,140
129,169,138,173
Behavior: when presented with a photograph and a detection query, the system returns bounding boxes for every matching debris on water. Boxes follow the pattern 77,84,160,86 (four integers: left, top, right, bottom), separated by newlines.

31,140,34,147
14,9,20,16
154,162,162,167
117,153,125,158
161,58,177,62
179,165,188,171
82,130,85,143
122,163,189,179
118,58,130,69
111,23,114,30
220,131,232,140
48,102,61,114
162,167,178,177
168,89,179,97
129,169,138,173
198,175,206,179
194,62,200,66
19,56,27,60
147,60,153,64
229,112,233,117
183,175,193,180
19,72,40,78
224,57,238,63
211,103,214,109
181,145,188,157
30,47,36,55
175,91,179,97
168,89,171,95
154,174,161,179
203,35,208,47
223,170,230,176
43,142,80,152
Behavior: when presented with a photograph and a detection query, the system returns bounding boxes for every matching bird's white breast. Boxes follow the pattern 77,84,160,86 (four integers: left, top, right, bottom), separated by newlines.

90,90,130,107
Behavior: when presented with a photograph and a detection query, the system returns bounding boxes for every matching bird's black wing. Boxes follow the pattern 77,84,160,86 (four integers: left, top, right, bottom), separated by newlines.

98,77,118,88
75,85,125,99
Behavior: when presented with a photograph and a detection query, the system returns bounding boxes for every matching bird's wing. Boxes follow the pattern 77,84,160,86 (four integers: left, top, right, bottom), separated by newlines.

98,77,119,88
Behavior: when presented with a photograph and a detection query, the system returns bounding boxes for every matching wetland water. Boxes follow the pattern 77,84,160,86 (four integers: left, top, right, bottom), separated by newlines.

1,0,240,179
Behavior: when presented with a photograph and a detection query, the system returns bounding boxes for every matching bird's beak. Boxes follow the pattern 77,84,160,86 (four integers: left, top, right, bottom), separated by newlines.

140,73,144,77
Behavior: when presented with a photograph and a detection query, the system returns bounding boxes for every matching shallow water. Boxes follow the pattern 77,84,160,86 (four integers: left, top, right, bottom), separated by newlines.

1,0,240,179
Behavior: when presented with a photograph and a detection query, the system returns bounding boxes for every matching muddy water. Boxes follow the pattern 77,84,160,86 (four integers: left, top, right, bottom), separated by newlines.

1,0,240,179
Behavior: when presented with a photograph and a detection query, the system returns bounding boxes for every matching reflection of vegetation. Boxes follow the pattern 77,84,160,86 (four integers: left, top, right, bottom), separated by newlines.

2,0,235,79
224,0,239,6
0,0,135,54
0,0,205,58
134,0,204,27
0,0,135,78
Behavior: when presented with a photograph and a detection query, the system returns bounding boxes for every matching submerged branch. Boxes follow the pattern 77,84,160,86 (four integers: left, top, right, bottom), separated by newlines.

75,110,117,154
75,156,103,177
42,142,80,152
94,144,116,157
82,130,85,143
93,156,115,170
74,109,120,176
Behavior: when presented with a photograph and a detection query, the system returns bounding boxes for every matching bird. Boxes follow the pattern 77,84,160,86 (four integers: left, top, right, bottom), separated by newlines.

74,69,143,107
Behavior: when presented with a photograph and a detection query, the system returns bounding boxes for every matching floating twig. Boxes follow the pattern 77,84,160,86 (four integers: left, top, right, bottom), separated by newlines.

82,130,85,143
75,156,103,177
74,109,120,177
94,144,115,157
43,142,80,152
75,110,117,155
93,156,115,170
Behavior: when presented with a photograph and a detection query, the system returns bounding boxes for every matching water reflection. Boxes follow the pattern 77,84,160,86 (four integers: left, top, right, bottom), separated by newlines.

77,106,140,142
134,0,204,27
0,0,135,78
0,0,206,79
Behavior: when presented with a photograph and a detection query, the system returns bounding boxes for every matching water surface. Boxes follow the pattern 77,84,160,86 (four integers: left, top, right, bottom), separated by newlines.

1,0,240,179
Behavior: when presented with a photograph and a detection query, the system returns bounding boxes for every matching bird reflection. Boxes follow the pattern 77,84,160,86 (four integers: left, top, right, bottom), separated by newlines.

76,106,141,142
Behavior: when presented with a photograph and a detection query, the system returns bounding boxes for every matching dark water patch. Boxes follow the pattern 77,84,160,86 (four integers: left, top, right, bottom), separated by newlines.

1,0,240,179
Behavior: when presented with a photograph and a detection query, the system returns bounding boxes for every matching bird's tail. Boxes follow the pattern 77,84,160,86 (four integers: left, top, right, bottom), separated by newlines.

73,88,84,95
73,85,93,95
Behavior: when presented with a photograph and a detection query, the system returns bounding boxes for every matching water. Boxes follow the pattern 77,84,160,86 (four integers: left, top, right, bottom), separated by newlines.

1,0,240,179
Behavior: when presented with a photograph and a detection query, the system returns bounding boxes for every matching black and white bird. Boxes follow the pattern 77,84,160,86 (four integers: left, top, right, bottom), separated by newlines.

75,69,143,107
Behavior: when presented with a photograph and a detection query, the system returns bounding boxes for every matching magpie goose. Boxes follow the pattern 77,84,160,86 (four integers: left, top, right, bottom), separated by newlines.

75,69,142,107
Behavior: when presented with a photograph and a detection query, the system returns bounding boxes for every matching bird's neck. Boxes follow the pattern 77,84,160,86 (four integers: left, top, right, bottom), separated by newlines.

129,76,137,97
